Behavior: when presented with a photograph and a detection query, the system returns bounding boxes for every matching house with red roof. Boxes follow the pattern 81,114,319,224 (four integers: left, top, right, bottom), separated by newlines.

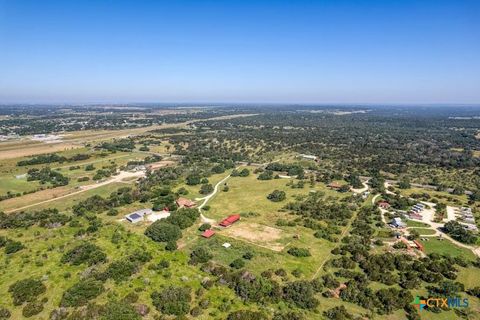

201,229,215,238
219,214,241,227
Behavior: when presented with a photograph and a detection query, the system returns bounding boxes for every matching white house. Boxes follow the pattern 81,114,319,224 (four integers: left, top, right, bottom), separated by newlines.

125,208,153,223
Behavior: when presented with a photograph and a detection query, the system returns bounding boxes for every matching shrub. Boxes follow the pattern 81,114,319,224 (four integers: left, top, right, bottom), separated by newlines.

102,301,141,320
267,190,286,202
257,170,273,180
287,247,311,257
393,241,408,249
323,306,353,320
230,258,245,269
102,260,137,282
151,286,191,316
8,278,46,305
198,223,211,232
199,184,214,195
22,301,44,318
283,281,318,309
227,310,268,320
243,252,254,260
165,241,178,251
4,240,24,254
107,208,118,216
145,222,181,243
61,243,106,266
189,247,213,265
60,279,104,307
0,307,11,320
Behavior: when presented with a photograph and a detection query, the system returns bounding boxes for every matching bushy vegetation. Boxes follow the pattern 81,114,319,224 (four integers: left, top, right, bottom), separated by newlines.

151,286,191,316
8,278,46,306
61,243,107,266
60,279,104,307
443,220,478,244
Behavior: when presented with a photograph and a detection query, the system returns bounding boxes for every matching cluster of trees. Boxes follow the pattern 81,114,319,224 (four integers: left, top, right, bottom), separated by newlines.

97,138,135,152
231,168,250,177
8,278,46,317
151,286,191,316
0,208,70,229
286,193,353,242
145,208,199,250
17,152,91,166
61,250,152,309
61,242,107,266
443,221,478,244
189,108,480,190
26,167,69,186
201,262,322,311
287,247,311,257
265,163,305,178
73,187,138,215
92,164,117,180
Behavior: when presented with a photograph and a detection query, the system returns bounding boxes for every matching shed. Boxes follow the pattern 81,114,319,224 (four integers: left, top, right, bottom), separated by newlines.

202,229,215,238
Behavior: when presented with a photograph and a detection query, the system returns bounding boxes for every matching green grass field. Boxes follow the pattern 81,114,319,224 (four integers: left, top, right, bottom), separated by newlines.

420,238,476,261
409,227,436,235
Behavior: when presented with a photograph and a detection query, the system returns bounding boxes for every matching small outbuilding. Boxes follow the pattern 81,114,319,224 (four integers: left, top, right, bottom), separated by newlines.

201,229,216,238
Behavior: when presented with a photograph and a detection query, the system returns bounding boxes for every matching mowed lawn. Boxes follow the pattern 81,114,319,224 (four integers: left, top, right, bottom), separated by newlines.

408,227,436,235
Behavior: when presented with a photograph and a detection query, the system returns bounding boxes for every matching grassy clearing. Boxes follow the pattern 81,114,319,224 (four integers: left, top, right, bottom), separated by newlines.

409,228,436,235
419,238,476,261
406,220,430,228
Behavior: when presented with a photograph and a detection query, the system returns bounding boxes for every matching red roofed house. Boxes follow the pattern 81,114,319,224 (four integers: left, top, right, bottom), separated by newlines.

176,197,196,208
378,201,390,209
202,229,215,238
219,214,241,227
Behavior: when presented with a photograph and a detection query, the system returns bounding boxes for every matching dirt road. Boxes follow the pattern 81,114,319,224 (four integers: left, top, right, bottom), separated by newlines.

195,174,231,224
5,170,145,213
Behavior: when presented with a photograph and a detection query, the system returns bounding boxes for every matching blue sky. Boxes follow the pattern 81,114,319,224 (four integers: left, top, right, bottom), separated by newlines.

0,0,479,104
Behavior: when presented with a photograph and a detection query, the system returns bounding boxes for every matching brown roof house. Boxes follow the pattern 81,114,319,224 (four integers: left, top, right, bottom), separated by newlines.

176,197,196,208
